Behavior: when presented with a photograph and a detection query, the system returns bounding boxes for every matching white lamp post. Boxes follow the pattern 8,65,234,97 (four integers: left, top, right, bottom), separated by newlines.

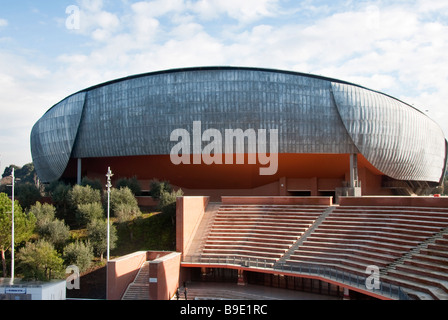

105,167,113,261
10,168,15,284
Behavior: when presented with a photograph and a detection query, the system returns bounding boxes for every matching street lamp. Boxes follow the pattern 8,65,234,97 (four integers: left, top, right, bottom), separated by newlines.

105,167,113,261
10,168,15,284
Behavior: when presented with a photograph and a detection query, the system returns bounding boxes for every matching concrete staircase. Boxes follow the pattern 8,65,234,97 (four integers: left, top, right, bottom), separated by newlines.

277,206,336,264
121,261,150,300
381,227,448,300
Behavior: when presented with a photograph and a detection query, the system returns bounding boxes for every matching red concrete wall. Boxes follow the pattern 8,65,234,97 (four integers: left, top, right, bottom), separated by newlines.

107,251,147,300
148,252,182,300
339,196,448,207
63,153,385,192
221,196,333,206
136,196,159,208
176,196,210,256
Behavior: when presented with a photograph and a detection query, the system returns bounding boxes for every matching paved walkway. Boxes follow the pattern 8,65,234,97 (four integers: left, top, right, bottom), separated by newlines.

174,282,341,300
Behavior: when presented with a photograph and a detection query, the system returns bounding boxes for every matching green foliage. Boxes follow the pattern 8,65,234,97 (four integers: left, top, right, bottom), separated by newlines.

0,193,36,277
69,185,102,227
2,163,36,185
64,240,94,273
15,183,42,210
46,181,71,221
76,202,105,225
31,201,70,251
149,179,173,200
37,219,70,251
114,203,142,223
29,202,56,230
116,176,142,196
110,187,140,216
2,165,20,179
157,188,184,225
69,184,102,208
87,218,117,260
81,177,103,191
17,240,64,281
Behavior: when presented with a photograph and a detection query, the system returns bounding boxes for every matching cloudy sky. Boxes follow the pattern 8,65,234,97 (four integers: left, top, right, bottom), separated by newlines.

1,0,447,169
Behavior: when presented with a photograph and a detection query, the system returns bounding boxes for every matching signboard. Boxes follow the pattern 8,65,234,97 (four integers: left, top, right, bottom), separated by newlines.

149,278,158,283
5,288,27,294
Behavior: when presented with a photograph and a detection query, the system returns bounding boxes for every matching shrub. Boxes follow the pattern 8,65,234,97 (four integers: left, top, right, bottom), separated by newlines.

87,219,117,260
17,240,64,281
116,177,142,196
69,185,102,208
114,203,142,223
15,183,42,210
81,177,103,191
149,179,173,200
76,202,105,225
64,240,94,273
47,181,71,221
157,188,184,225
38,219,71,251
110,187,139,215
29,202,56,230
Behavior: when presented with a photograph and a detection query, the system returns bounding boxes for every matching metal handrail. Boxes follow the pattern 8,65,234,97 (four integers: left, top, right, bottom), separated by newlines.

182,255,410,300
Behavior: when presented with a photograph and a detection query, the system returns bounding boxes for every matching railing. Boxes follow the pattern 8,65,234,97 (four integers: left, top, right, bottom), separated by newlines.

182,255,410,300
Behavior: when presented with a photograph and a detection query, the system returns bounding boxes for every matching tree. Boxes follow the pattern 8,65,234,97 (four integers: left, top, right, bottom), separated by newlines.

17,240,64,281
31,202,70,251
116,176,142,196
69,184,102,208
69,184,102,227
0,193,36,277
38,219,70,252
30,202,56,230
149,179,173,200
76,202,105,226
2,165,20,179
110,187,141,217
15,183,42,210
47,181,71,222
87,219,117,261
81,177,103,192
2,163,37,184
157,188,184,226
64,241,94,273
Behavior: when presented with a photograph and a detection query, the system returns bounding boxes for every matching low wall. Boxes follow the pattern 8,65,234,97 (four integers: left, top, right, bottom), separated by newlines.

136,196,159,208
221,196,333,206
148,252,182,300
176,196,210,256
339,196,448,207
107,251,147,300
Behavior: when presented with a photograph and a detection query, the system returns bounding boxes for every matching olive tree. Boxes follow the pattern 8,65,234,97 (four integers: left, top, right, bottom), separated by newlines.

0,193,36,277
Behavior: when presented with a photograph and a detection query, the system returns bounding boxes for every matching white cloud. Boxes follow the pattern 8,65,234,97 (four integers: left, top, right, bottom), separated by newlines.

191,0,280,23
0,19,8,27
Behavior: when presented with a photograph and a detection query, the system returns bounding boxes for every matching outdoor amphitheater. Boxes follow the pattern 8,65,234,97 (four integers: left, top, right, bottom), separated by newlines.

30,66,448,300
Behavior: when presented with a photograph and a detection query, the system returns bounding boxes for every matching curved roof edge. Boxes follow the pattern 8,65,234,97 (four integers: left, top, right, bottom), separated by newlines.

43,66,428,118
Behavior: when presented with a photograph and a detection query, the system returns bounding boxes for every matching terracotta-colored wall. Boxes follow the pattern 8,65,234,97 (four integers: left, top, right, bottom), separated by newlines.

176,196,210,256
339,196,448,207
221,196,333,206
107,251,147,300
148,252,182,300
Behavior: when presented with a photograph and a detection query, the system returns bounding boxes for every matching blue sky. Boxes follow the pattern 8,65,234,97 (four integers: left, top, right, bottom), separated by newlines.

1,0,448,169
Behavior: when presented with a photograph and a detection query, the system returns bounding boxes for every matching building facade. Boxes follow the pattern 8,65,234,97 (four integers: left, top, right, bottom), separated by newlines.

31,67,447,199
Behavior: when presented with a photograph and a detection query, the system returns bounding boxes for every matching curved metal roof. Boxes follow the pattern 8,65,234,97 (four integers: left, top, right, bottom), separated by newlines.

31,66,447,183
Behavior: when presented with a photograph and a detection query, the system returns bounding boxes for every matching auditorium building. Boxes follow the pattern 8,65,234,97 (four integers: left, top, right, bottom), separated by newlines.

31,66,447,200
30,67,448,300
